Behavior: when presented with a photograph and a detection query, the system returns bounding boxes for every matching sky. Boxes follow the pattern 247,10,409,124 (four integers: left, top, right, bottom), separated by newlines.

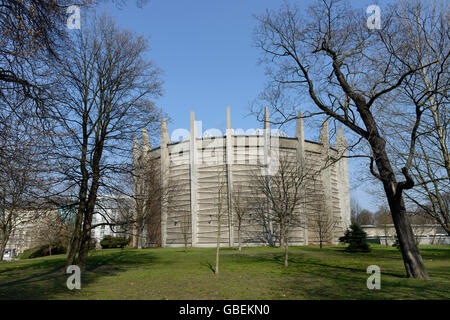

89,0,385,212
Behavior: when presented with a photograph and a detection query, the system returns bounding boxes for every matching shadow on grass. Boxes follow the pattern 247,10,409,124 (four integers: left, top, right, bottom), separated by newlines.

231,247,450,299
259,250,449,299
201,261,216,274
418,247,450,258
0,249,161,300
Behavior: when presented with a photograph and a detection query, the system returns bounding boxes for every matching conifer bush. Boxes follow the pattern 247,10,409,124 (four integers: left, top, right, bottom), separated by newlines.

100,235,130,249
339,222,371,252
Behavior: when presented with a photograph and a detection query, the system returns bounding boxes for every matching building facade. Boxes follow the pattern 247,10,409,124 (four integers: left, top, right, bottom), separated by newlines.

90,196,133,247
2,196,133,258
2,209,61,258
133,108,351,248
362,224,450,245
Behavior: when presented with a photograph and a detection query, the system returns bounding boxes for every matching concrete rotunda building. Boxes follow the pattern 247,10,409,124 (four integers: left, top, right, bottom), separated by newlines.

132,107,350,248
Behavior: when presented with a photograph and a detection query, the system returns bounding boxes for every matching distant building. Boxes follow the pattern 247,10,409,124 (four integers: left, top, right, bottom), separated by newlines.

362,224,450,245
2,196,133,258
2,209,61,257
91,196,133,247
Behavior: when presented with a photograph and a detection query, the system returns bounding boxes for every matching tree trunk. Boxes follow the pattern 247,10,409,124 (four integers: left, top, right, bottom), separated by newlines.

385,228,389,246
66,225,80,266
77,133,105,271
77,195,97,271
284,235,288,267
77,196,97,272
386,189,429,279
215,243,220,275
67,129,89,268
215,215,221,275
279,222,285,248
358,103,429,279
0,239,7,262
238,227,241,252
135,229,141,249
77,227,91,272
0,227,11,262
137,225,145,249
135,218,143,249
66,203,84,267
369,134,429,279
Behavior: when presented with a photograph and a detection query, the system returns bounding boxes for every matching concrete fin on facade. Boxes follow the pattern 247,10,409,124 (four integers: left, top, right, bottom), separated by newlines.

189,111,199,246
141,127,151,157
295,110,307,244
160,117,170,247
133,136,141,165
225,106,234,246
319,118,330,149
334,126,347,152
264,106,270,130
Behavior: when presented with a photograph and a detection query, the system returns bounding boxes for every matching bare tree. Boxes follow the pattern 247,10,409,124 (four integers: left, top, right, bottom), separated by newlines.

30,210,68,256
133,137,163,249
406,150,449,235
166,179,191,251
351,199,374,225
179,212,191,252
0,0,80,109
252,0,443,278
351,198,362,225
247,187,277,247
380,1,449,236
0,110,49,260
133,129,192,250
310,192,337,250
252,155,307,267
390,0,446,243
49,14,162,271
214,166,228,275
232,187,248,251
373,206,394,246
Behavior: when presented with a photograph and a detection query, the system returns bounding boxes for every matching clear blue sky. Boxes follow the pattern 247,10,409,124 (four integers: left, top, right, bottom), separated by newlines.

92,0,384,212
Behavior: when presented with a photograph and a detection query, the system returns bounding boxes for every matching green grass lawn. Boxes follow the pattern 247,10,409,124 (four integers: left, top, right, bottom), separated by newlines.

0,245,449,300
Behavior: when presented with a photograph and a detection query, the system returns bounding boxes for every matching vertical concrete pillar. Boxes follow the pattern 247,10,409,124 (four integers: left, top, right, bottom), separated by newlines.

295,111,306,165
263,107,274,246
132,135,141,203
137,129,152,248
160,118,170,247
141,127,151,159
319,118,334,243
263,106,271,176
189,111,199,247
132,136,141,248
334,127,351,230
133,136,141,168
295,111,308,245
225,106,234,246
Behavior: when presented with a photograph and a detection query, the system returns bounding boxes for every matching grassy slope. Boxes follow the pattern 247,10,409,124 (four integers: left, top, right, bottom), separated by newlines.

0,245,449,300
